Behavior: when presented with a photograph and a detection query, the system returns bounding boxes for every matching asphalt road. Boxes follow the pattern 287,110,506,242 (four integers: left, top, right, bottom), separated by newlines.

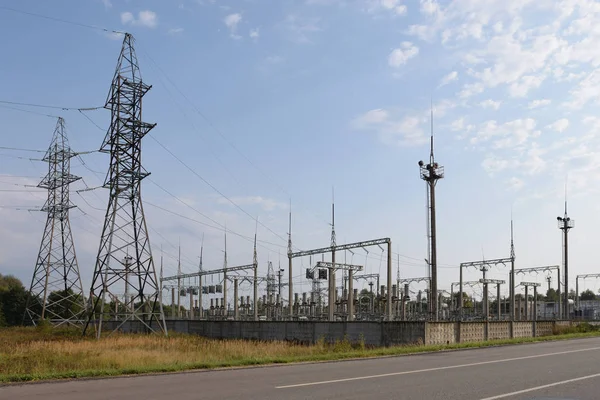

4,337,600,400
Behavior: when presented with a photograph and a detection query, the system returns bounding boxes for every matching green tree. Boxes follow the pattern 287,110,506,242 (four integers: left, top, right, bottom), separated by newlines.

452,292,473,308
546,288,559,302
0,274,28,326
46,289,85,320
580,289,596,301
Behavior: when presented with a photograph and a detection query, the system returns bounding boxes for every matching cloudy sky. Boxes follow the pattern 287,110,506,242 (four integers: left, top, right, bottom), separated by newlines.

1,0,600,303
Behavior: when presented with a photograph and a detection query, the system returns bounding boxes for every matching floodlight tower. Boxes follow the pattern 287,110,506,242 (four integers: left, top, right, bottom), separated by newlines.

84,33,167,337
557,201,574,320
418,104,444,321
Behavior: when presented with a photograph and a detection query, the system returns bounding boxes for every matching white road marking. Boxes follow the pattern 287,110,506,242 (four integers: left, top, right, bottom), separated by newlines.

478,372,600,400
275,345,600,389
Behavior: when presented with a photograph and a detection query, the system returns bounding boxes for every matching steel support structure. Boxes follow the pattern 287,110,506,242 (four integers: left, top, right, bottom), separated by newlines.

450,280,480,315
479,279,505,321
84,33,166,337
290,238,392,320
163,264,254,321
24,117,86,327
575,273,600,312
520,282,541,323
515,265,560,319
459,257,511,321
398,277,430,319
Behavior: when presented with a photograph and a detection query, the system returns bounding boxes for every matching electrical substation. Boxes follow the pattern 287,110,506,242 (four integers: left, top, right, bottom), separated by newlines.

7,32,595,346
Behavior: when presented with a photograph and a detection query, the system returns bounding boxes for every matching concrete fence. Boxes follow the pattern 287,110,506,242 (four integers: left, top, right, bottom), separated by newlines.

107,319,574,347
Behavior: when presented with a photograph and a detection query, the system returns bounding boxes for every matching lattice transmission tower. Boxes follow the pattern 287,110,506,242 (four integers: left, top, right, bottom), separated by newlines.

83,33,167,337
24,117,86,327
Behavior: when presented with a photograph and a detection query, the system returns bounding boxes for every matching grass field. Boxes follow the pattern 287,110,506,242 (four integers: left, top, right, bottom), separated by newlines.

1,323,599,383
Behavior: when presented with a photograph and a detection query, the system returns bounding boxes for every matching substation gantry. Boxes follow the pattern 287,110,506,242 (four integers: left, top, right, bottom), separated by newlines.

459,257,511,321
162,263,255,321
519,281,542,321
306,261,363,321
515,265,560,320
398,277,430,320
289,237,393,321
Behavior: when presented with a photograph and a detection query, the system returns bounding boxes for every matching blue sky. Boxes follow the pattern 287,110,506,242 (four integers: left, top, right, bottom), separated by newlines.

1,0,600,303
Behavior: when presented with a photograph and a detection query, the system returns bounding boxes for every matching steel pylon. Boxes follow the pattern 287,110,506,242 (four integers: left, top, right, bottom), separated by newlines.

83,33,167,337
24,117,86,327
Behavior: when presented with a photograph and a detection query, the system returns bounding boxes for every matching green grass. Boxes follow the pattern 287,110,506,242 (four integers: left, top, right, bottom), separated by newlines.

1,324,600,384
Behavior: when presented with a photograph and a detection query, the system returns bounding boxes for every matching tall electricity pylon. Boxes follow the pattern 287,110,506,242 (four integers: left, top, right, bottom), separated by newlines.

83,33,167,337
24,117,86,327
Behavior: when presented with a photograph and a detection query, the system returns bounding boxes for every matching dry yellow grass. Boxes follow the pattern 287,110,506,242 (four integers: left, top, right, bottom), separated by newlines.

0,326,357,382
2,324,600,383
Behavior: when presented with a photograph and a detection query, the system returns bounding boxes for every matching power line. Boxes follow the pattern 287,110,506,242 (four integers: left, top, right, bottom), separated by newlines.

0,153,42,161
144,200,284,253
0,6,125,34
0,146,45,153
78,109,105,131
0,104,58,118
0,100,102,111
148,135,290,246
138,46,331,227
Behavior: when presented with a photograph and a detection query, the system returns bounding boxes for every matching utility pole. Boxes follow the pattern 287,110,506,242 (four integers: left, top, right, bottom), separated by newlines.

84,33,167,337
418,102,444,321
277,268,284,297
510,218,515,322
253,223,258,321
557,200,574,320
287,203,293,319
24,117,86,327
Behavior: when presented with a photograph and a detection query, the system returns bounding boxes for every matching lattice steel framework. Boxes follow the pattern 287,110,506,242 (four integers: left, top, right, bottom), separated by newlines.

84,33,167,337
24,117,86,327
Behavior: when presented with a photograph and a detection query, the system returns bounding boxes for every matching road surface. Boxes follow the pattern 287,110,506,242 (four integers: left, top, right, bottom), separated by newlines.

3,337,600,399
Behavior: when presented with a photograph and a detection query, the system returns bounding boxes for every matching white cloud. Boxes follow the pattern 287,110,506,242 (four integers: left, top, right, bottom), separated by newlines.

527,99,551,109
367,0,408,16
508,75,545,97
105,31,124,41
351,108,429,147
565,70,600,109
279,15,321,44
388,42,419,67
216,196,286,212
458,82,484,98
352,109,389,128
249,28,260,40
102,0,112,9
168,27,184,35
508,177,524,190
265,55,284,64
480,99,501,110
224,13,242,39
470,118,540,150
121,12,134,25
439,71,458,87
121,10,158,28
420,0,439,15
450,117,464,131
547,118,570,133
381,0,407,15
